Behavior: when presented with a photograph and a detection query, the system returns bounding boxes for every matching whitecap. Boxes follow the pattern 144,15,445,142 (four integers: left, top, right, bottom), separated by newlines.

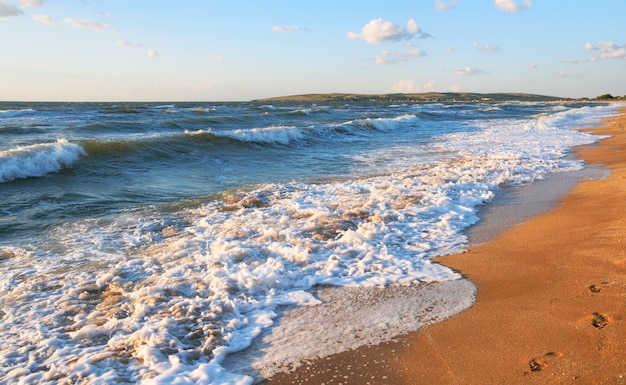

217,125,304,145
0,139,86,183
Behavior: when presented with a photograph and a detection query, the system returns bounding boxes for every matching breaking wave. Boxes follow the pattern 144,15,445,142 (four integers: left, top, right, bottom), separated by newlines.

0,139,86,183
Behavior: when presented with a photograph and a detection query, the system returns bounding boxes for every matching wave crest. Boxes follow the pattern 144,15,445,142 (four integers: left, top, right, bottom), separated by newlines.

0,108,36,117
0,139,86,183
215,125,304,145
351,114,418,131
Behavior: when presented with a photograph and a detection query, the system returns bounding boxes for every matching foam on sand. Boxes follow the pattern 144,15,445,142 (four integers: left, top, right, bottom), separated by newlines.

223,279,476,381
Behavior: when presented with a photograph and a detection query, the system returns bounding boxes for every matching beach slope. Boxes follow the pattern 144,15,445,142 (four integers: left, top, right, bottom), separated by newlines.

265,109,626,385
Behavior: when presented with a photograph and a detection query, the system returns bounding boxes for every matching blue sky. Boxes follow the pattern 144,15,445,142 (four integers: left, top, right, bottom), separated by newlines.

1,0,625,101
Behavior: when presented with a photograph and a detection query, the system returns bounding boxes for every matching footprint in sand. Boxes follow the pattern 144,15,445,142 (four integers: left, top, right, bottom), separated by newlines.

589,284,603,293
529,359,548,372
588,280,614,294
528,352,563,372
592,312,611,329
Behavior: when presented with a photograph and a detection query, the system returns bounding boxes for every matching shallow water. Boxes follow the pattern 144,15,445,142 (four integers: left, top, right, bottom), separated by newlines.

466,162,610,245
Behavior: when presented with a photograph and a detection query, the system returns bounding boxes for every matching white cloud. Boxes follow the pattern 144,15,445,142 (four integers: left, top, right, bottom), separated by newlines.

0,1,23,18
117,41,143,48
392,79,438,93
347,18,427,44
446,46,456,53
473,42,500,53
32,13,53,25
572,40,626,63
391,79,419,93
454,66,485,76
19,0,45,7
215,55,226,63
435,0,458,11
406,19,418,34
529,63,537,69
375,43,425,64
557,69,567,77
147,50,160,58
63,18,111,31
495,0,532,12
594,41,626,59
272,25,308,33
423,79,438,92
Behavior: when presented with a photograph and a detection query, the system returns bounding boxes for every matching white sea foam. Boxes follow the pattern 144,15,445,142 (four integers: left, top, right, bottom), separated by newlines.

350,113,418,131
217,125,304,145
223,280,476,380
0,139,86,183
185,106,217,113
288,108,312,115
0,108,36,116
0,103,618,384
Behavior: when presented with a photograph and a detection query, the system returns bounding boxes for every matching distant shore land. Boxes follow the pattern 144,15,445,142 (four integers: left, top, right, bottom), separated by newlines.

255,92,625,103
3,92,624,104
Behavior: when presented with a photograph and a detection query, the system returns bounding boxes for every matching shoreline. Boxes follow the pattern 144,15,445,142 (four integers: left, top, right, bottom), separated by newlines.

263,109,626,384
230,136,603,383
224,279,476,381
466,161,608,246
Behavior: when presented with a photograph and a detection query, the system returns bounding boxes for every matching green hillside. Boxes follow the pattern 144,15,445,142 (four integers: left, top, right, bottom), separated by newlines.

255,92,568,103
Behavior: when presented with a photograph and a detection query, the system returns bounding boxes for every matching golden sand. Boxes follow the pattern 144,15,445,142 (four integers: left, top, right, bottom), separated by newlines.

264,108,626,385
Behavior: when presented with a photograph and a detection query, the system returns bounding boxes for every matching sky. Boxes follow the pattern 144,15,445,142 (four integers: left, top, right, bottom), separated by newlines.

1,0,625,101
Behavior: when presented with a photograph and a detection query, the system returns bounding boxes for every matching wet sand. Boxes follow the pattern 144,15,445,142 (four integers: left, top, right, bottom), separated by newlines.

264,107,626,385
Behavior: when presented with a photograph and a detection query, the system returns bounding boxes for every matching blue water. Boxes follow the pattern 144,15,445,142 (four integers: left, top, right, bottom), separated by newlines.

0,100,618,384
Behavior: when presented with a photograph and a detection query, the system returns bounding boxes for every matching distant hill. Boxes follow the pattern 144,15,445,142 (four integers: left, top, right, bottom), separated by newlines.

255,92,568,103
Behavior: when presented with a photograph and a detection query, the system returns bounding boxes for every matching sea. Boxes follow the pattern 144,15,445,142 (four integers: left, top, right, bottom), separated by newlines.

0,100,620,384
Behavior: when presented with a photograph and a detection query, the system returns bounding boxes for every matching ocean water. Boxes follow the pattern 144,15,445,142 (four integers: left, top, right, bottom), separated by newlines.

0,100,619,384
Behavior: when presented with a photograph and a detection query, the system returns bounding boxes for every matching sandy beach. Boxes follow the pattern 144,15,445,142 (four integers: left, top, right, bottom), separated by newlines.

264,107,626,385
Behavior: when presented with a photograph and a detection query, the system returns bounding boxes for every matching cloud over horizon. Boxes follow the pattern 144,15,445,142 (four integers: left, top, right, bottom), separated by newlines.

117,41,143,48
585,41,626,61
375,43,425,64
473,42,501,53
391,78,437,93
435,0,458,11
32,13,53,25
1,0,46,19
347,18,427,44
454,66,485,76
0,0,23,18
63,18,112,31
568,41,626,63
495,0,532,12
272,25,308,33
19,0,45,7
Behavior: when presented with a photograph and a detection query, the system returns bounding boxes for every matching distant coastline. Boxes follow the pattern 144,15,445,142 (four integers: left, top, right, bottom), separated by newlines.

255,92,569,103
4,92,622,104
